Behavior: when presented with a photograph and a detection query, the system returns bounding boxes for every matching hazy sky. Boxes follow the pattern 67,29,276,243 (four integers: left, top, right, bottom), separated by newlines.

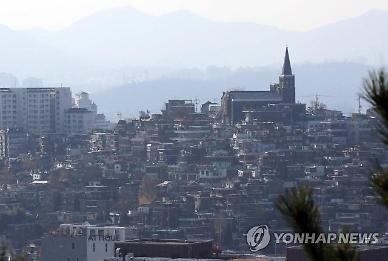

1,0,388,31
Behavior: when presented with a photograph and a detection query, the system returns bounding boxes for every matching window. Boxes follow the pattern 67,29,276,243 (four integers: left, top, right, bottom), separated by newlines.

93,243,95,252
72,242,75,249
105,243,108,252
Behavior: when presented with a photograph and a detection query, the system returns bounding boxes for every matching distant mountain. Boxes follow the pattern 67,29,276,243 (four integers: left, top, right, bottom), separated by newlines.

0,24,83,81
25,7,388,68
0,6,385,115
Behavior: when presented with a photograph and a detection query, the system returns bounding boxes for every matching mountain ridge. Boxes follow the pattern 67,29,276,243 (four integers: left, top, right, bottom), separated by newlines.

0,6,385,115
19,6,388,68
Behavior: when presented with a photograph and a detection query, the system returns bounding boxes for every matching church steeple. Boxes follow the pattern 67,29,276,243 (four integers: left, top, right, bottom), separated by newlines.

282,47,292,75
278,47,295,103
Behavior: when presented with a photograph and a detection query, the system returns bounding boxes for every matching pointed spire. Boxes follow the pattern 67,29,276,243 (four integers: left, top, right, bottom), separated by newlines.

282,47,292,75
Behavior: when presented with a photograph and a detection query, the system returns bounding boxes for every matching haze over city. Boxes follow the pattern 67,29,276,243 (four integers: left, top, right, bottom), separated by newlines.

1,0,388,31
0,1,387,118
0,3,388,260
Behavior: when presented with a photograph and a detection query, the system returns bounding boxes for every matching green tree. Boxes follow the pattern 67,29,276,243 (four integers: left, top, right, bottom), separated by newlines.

276,186,356,261
12,253,27,261
362,69,388,207
138,174,158,205
0,245,9,261
0,245,28,261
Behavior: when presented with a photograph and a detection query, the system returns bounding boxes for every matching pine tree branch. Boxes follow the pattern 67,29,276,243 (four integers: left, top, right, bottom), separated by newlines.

363,68,388,207
276,186,329,261
371,164,388,208
362,69,388,145
276,186,356,261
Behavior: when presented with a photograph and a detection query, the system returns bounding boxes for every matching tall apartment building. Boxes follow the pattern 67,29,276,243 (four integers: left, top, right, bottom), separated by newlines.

0,128,28,158
0,87,72,134
70,91,112,132
65,108,96,135
73,92,97,112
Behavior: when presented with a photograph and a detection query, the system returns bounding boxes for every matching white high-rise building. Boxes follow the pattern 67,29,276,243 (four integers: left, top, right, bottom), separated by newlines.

67,91,98,134
65,108,96,135
72,91,112,132
0,87,72,134
74,92,97,112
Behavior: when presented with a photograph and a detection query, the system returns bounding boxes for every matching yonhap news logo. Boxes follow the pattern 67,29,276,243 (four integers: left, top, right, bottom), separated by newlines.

246,225,271,251
246,224,380,252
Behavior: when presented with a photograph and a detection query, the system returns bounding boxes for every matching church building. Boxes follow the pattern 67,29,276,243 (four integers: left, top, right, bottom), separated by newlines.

219,47,305,124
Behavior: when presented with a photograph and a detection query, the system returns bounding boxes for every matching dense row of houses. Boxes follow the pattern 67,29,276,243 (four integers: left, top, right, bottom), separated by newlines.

0,49,387,260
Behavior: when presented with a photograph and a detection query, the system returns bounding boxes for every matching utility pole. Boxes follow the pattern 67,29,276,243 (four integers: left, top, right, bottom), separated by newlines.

315,93,319,112
194,97,199,112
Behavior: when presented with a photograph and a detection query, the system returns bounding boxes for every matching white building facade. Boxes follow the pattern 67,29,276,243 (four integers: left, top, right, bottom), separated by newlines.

42,224,126,261
72,91,112,132
0,87,72,134
74,92,97,112
65,108,96,135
